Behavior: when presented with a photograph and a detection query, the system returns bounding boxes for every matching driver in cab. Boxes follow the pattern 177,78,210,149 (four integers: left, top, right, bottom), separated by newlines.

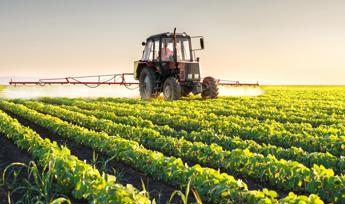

161,41,174,61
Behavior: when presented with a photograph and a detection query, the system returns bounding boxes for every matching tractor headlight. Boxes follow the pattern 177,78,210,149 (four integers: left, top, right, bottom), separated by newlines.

188,74,193,79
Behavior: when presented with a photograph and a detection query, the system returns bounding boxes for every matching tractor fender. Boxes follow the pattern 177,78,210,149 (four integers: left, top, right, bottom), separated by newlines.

135,61,159,80
133,61,141,80
134,61,148,80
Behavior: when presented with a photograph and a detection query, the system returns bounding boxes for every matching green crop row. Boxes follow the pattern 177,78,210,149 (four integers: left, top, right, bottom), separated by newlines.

90,87,345,124
18,100,345,203
83,100,345,157
88,98,345,138
84,86,345,112
94,101,345,136
0,100,294,204
42,96,345,131
54,103,345,174
39,98,345,157
0,109,149,203
144,99,344,134
41,97,341,142
93,96,345,126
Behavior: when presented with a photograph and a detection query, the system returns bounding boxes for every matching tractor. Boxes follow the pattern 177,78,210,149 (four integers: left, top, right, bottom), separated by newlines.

134,29,218,101
9,29,258,96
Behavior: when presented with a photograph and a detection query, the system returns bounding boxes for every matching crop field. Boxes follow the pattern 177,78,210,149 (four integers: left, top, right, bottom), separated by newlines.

0,86,344,203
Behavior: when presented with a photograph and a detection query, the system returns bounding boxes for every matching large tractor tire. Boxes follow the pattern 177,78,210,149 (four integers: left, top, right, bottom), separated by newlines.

201,76,219,99
139,68,158,100
163,77,181,101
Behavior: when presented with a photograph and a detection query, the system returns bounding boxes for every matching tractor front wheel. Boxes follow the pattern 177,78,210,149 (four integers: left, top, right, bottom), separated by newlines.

163,77,181,101
201,76,219,99
139,68,158,100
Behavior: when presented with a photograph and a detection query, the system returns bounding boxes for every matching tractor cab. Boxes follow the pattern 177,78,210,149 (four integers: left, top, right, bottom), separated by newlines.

141,33,194,63
134,29,218,101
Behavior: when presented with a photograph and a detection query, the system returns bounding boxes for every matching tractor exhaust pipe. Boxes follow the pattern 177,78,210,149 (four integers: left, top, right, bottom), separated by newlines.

173,27,178,69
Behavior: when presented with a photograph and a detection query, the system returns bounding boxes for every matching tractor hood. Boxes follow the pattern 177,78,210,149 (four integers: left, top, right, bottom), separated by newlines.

178,62,201,82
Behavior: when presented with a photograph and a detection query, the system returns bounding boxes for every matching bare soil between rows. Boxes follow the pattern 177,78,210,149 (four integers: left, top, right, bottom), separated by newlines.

0,135,30,204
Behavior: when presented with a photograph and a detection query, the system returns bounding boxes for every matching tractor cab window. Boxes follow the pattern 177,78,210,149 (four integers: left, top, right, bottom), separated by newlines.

161,38,191,62
161,38,174,61
176,38,191,61
142,40,153,61
153,39,160,60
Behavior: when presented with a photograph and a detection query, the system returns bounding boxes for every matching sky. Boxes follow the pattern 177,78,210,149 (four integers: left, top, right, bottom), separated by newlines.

1,0,345,85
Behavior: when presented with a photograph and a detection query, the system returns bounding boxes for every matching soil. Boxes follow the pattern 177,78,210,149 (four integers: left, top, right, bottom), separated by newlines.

0,187,7,204
0,133,31,203
4,110,193,204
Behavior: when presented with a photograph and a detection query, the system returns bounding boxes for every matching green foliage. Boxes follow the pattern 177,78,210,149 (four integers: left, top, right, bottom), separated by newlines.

0,100,327,203
3,86,345,203
168,179,202,204
18,100,343,203
0,108,150,203
2,161,71,204
0,101,272,203
48,100,345,174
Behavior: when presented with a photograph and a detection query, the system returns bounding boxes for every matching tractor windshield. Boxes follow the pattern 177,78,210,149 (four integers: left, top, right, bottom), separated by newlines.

161,38,191,62
176,38,191,61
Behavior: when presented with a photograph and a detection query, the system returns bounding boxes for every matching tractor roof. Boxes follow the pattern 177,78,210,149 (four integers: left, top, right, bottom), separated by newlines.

147,32,190,40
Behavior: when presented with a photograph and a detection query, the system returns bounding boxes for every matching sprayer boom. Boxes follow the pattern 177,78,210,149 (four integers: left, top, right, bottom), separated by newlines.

9,73,259,90
9,74,258,87
216,79,259,87
9,73,138,88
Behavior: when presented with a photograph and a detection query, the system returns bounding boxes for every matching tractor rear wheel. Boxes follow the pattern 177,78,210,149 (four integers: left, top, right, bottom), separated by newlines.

201,76,219,99
139,68,158,100
163,77,181,101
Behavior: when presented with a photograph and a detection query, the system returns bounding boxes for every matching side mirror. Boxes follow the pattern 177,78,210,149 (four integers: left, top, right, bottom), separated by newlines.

142,42,146,46
200,38,204,49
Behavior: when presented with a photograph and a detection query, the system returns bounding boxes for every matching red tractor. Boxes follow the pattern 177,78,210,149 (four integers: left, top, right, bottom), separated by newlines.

134,29,218,101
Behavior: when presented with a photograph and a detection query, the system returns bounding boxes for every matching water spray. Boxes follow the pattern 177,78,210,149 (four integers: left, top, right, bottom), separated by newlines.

1,85,139,99
218,86,264,97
